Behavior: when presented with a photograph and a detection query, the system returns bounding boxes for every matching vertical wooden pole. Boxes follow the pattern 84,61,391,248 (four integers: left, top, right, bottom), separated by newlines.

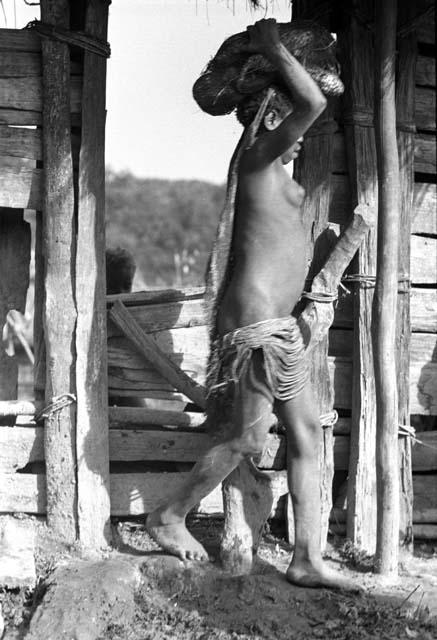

41,0,78,543
337,0,378,553
395,8,416,553
373,0,400,576
75,0,111,547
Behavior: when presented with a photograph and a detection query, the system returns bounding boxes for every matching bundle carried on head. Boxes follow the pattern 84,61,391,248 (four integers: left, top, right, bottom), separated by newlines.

193,20,343,116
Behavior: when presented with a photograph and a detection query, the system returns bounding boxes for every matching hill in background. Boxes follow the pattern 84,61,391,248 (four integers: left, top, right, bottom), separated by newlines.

105,170,226,289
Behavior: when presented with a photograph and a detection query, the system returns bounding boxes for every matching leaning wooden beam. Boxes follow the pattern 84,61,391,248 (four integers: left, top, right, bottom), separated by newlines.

40,0,78,543
337,0,379,554
373,0,400,577
395,4,416,553
109,300,207,410
298,204,375,349
75,0,111,549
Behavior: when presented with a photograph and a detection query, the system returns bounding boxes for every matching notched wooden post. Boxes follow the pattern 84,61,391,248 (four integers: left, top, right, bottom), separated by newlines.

75,0,112,548
41,0,78,543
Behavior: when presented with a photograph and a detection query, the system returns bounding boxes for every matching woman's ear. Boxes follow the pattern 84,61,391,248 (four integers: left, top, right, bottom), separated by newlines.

263,109,280,131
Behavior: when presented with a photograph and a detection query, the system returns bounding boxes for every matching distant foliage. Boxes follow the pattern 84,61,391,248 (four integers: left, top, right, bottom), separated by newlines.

105,170,225,288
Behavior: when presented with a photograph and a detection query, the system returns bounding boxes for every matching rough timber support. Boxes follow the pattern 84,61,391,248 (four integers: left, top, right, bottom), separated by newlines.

373,0,400,576
338,0,379,554
40,0,78,543
395,5,416,555
75,0,111,549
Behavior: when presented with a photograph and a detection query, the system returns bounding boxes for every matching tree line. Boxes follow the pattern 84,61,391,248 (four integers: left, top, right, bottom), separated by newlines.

105,169,226,289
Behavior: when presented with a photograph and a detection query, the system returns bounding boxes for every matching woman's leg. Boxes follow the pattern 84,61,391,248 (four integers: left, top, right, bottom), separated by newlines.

146,351,273,561
276,385,360,590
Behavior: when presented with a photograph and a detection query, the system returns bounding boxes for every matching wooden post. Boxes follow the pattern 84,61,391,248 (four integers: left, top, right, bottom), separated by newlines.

395,7,416,553
337,0,379,553
373,0,400,576
40,0,78,543
75,0,111,548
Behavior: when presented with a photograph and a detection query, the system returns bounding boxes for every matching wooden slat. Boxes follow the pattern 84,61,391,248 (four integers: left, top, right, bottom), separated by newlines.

416,55,436,87
108,406,206,429
329,330,437,363
412,432,437,472
0,77,82,113
411,289,437,333
0,162,42,209
0,126,42,160
0,51,41,77
0,51,82,77
0,29,42,52
0,109,43,126
413,183,436,235
107,297,206,337
415,134,436,174
333,286,437,332
411,236,437,283
0,428,351,473
3,472,436,520
0,473,46,513
0,426,44,472
108,323,436,414
415,87,436,131
108,287,437,336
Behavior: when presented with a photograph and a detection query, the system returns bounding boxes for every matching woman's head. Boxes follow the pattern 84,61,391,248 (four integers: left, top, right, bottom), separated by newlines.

236,86,293,129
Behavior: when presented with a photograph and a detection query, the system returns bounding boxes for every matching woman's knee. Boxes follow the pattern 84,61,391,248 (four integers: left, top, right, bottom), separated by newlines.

287,417,321,457
229,423,269,457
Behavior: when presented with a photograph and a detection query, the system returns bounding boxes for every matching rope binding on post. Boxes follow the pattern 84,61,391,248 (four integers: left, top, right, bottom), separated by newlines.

35,393,77,423
25,20,111,58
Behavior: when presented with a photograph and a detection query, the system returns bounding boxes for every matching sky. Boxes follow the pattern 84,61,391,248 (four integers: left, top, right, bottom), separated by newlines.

5,0,292,184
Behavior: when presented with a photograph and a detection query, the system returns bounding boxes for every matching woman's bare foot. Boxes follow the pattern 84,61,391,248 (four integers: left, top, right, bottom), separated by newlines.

286,559,363,592
146,512,209,562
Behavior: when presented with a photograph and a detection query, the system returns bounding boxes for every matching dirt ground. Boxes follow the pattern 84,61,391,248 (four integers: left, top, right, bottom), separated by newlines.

1,516,437,640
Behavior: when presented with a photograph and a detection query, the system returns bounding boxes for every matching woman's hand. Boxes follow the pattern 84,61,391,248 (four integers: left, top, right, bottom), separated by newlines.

244,18,282,56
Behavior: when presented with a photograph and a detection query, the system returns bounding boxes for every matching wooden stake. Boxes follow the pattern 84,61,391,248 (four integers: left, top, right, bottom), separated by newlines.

40,0,78,543
337,0,379,554
373,0,400,576
395,6,416,554
75,0,111,549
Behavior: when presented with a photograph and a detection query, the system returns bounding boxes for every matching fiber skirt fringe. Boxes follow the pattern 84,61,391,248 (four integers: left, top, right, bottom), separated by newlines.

206,316,308,438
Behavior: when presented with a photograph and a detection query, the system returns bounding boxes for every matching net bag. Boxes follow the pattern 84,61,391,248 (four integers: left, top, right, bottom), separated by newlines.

193,20,344,116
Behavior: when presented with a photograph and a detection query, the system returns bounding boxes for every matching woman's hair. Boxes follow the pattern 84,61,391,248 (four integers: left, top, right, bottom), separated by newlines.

236,86,293,128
